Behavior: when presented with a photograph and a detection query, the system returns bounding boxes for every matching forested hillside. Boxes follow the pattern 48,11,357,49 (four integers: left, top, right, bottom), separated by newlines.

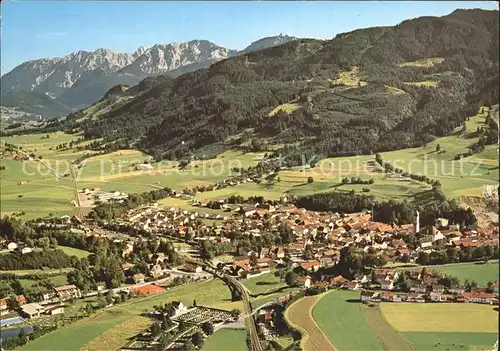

50,9,499,163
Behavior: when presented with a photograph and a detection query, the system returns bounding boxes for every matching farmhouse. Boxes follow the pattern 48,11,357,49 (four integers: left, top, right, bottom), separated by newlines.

45,305,65,315
360,290,381,302
381,279,395,291
20,303,45,319
299,260,320,273
344,281,360,291
181,263,203,273
296,276,312,288
53,285,81,301
15,295,27,305
132,273,146,284
406,293,426,303
330,275,348,287
463,292,495,304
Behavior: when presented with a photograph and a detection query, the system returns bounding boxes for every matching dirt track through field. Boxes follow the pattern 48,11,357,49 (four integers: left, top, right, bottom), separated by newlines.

361,305,414,350
285,296,335,351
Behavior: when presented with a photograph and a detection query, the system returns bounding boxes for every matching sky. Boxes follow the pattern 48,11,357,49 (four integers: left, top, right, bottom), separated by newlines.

1,1,498,74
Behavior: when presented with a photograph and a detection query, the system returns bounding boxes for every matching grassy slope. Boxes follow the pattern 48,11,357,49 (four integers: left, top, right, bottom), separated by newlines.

0,131,265,219
427,260,499,285
20,279,234,351
194,106,498,204
312,290,384,350
202,328,248,351
2,106,497,219
242,272,286,295
19,274,69,290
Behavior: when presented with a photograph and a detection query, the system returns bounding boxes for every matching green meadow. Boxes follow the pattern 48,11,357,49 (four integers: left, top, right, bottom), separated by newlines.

430,260,499,285
202,328,248,351
1,106,497,219
20,279,236,351
312,290,385,350
242,272,286,295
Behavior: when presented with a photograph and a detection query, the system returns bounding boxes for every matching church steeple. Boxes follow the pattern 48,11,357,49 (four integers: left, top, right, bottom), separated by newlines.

413,210,420,234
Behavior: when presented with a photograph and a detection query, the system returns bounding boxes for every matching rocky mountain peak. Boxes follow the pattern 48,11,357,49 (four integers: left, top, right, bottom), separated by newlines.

1,34,304,116
133,46,147,58
242,33,298,53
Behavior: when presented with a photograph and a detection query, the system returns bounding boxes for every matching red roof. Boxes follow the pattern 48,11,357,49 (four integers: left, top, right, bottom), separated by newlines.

464,292,494,299
132,284,165,295
300,261,320,270
15,295,27,303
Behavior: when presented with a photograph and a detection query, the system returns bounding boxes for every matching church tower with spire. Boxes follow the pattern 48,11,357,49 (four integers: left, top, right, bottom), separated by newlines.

413,210,420,234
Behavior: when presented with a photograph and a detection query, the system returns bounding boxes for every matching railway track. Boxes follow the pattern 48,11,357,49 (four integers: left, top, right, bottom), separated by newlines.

226,275,263,351
185,259,263,351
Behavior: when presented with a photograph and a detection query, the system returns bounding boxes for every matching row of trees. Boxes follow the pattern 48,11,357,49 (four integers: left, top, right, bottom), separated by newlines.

294,190,476,227
0,250,76,270
416,244,499,266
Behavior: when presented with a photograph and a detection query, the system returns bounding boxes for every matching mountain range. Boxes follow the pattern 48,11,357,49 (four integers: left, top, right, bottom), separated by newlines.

0,34,297,118
43,9,498,164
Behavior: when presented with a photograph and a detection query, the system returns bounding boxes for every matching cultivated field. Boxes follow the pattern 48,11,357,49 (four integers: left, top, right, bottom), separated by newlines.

0,131,264,218
202,328,248,351
2,106,497,219
360,305,413,351
381,303,498,350
78,316,151,351
20,278,235,351
381,303,498,333
285,294,335,351
312,290,384,350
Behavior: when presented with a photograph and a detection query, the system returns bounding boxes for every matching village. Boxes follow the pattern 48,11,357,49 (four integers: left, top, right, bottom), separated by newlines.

0,194,498,350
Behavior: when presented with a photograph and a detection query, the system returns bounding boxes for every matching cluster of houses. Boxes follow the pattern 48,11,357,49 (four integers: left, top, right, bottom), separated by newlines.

116,200,498,267
356,268,500,305
101,199,500,292
19,303,65,319
0,240,34,254
0,285,81,319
